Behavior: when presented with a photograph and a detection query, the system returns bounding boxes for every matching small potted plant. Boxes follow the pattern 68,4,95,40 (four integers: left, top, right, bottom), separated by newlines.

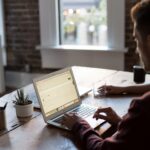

14,89,33,117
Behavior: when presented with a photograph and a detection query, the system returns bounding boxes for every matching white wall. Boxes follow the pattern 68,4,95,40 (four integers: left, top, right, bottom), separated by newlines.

0,38,5,93
40,47,126,70
0,0,6,66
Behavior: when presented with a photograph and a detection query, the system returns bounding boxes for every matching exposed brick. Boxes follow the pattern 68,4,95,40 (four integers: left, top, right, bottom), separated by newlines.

4,0,42,72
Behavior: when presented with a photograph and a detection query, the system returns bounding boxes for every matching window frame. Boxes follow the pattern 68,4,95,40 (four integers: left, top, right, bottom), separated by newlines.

39,0,125,49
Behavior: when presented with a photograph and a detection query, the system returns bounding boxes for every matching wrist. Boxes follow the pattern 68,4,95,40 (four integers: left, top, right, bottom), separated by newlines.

113,116,122,125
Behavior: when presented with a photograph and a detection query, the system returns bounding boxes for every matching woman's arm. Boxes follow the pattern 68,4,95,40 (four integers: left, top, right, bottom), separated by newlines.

62,92,150,150
124,84,150,94
98,84,150,95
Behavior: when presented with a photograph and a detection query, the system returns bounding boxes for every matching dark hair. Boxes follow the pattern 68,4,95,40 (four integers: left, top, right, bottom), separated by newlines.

131,0,150,38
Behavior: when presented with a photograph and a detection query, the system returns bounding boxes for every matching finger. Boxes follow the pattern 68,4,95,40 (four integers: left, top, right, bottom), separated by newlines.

62,114,72,124
61,119,65,125
98,86,105,90
98,88,105,93
98,90,106,96
98,87,111,96
61,119,70,128
64,113,78,120
63,114,72,121
93,113,107,121
98,85,111,90
95,107,111,114
93,114,100,120
65,113,73,117
93,113,98,118
94,114,108,121
97,86,106,91
69,112,77,116
93,110,104,119
61,117,67,125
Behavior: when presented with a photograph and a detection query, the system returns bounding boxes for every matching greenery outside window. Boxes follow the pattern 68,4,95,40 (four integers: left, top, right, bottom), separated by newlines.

60,0,107,46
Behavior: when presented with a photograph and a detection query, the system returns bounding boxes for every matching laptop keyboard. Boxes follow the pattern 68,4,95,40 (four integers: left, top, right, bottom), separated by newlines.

53,105,96,124
74,106,96,118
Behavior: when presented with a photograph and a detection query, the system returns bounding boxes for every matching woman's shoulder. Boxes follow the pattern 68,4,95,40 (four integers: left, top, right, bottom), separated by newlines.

129,91,150,112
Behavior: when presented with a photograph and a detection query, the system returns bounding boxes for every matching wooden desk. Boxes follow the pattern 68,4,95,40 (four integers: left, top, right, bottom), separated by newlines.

0,66,150,150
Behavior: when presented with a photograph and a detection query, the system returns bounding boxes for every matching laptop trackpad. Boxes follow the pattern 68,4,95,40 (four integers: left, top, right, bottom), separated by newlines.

85,116,105,129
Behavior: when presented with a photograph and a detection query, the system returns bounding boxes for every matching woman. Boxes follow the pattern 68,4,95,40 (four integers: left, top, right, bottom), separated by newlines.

62,1,150,150
98,0,150,96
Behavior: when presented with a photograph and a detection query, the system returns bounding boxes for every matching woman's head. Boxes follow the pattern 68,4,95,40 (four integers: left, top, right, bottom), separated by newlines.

131,0,150,39
131,0,150,70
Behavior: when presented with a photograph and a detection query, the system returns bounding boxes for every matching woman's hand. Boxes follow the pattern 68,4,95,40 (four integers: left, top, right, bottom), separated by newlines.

93,107,122,125
98,85,125,95
61,113,83,130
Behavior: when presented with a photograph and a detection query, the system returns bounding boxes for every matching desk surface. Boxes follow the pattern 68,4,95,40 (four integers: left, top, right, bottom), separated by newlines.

0,66,150,150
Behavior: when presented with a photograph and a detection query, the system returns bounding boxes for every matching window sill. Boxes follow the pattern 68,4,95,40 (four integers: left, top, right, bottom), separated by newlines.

36,45,127,53
37,45,127,70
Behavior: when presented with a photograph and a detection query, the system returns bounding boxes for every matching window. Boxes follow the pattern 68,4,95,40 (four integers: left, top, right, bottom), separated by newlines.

38,0,125,70
60,0,107,46
39,0,125,49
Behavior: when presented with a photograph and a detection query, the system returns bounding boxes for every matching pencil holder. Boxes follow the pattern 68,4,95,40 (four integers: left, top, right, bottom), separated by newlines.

0,109,6,130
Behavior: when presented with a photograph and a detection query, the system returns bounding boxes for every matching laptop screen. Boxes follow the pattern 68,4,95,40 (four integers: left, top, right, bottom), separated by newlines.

35,70,79,117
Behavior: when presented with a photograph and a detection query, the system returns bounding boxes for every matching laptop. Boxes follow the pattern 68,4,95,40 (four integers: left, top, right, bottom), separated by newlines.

33,67,104,130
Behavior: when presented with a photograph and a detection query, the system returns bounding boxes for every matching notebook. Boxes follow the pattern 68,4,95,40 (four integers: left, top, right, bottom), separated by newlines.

33,67,104,130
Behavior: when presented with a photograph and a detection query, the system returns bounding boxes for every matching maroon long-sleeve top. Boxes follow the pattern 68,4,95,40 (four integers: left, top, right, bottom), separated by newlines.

72,91,150,150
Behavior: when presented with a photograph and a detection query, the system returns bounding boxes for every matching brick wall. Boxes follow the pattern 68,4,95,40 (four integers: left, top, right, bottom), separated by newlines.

4,0,41,73
4,0,141,72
